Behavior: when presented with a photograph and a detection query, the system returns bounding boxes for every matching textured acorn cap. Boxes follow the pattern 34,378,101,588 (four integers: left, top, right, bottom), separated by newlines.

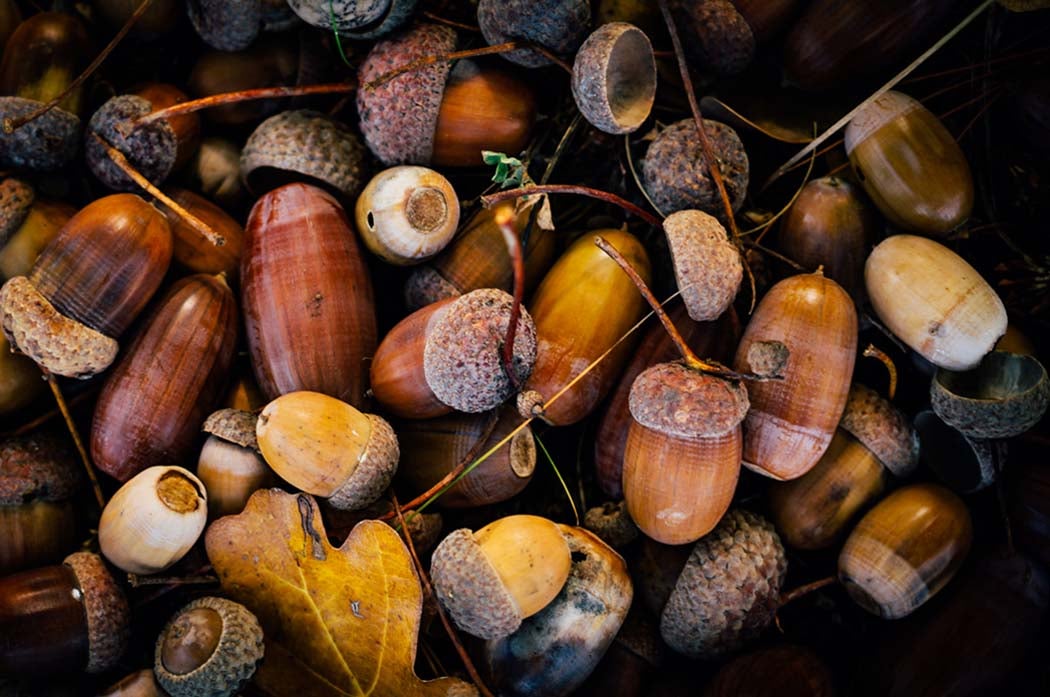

241,109,367,199
0,98,81,172
327,413,399,510
203,409,260,452
155,596,265,697
643,119,749,217
64,551,131,673
571,22,656,135
672,0,755,76
839,383,919,477
404,265,461,310
357,24,458,166
423,288,537,413
288,0,417,37
0,275,119,379
663,209,742,321
745,340,790,378
477,0,591,68
629,361,749,439
0,430,81,505
660,509,786,659
430,528,522,639
0,178,34,246
583,500,639,549
86,95,177,191
187,0,261,51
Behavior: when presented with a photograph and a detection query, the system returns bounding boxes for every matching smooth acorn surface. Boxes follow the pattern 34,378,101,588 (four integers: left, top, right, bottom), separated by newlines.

0,11,91,115
161,188,244,279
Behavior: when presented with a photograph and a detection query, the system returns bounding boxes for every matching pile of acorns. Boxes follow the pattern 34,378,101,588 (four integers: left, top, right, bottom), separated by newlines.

2,0,1050,695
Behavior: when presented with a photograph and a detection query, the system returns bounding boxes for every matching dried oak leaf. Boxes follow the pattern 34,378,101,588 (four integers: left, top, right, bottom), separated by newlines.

205,489,477,697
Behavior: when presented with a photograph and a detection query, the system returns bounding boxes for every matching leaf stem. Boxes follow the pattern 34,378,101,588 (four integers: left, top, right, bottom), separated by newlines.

482,184,662,227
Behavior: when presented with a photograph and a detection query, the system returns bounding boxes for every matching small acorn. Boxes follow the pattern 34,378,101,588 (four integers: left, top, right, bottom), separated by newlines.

0,178,32,248
197,409,275,518
663,209,742,321
477,0,591,68
0,11,91,116
583,500,640,549
154,596,265,697
0,98,80,172
0,192,76,281
85,95,178,191
670,0,755,76
187,0,262,51
571,22,656,135
431,514,573,639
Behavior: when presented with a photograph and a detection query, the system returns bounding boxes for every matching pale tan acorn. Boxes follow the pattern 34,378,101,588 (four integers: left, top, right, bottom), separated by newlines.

197,409,275,518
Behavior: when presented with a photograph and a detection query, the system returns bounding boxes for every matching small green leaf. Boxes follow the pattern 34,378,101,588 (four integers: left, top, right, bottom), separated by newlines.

482,150,526,189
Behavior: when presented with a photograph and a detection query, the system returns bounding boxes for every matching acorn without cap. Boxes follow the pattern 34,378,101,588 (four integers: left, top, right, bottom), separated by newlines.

197,409,275,518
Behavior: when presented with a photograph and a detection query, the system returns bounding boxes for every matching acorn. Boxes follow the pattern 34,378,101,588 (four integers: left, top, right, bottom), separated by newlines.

0,11,91,116
583,500,640,549
99,466,209,575
187,0,262,51
0,551,130,674
670,0,755,76
733,272,858,480
845,91,973,235
187,38,298,127
642,119,749,217
188,138,247,209
287,0,417,38
154,596,265,697
197,409,275,518
430,514,573,639
0,333,45,415
161,188,244,278
240,110,368,199
0,430,81,575
482,526,633,697
0,193,75,281
865,235,1007,371
0,193,172,379
357,24,536,167
99,669,169,697
95,0,180,38
477,0,591,68
132,84,202,172
85,94,181,191
705,645,836,697
663,209,742,321
571,22,656,135
256,390,399,511
0,178,32,248
91,274,238,482
0,0,19,49
370,288,537,419
658,509,787,658
839,483,972,619
241,183,376,407
769,383,919,550
354,165,460,265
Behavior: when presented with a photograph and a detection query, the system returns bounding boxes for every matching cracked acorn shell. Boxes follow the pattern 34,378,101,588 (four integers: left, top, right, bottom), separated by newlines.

256,390,399,511
155,596,265,697
571,22,656,135
663,209,742,321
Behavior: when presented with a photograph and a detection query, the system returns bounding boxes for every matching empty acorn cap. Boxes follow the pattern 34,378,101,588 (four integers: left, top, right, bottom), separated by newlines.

663,210,742,321
672,0,755,76
431,528,522,639
423,288,537,413
0,98,80,172
240,109,367,199
477,0,591,68
86,95,177,191
629,361,749,439
0,275,119,379
0,178,33,246
64,551,131,673
0,430,81,505
930,351,1050,440
327,414,399,510
839,383,919,477
203,409,260,452
356,23,458,166
154,596,265,697
571,22,656,135
187,0,261,51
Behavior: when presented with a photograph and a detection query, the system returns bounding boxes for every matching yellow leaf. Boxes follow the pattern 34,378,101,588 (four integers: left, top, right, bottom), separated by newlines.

205,489,477,697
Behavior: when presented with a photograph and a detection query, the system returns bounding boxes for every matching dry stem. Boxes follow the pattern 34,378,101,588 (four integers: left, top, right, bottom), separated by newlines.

496,205,527,391
44,372,105,511
482,184,662,227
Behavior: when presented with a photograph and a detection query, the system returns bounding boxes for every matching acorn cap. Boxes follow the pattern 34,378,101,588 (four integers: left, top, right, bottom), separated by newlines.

629,361,749,439
356,24,458,166
660,509,786,659
571,22,656,135
0,178,34,246
423,288,537,413
0,98,80,172
327,413,400,510
187,0,261,51
0,430,81,505
839,383,919,477
86,95,177,191
203,409,260,452
477,0,591,68
642,119,749,217
240,109,367,199
430,528,522,639
672,0,755,76
155,596,265,697
288,0,417,37
64,552,131,674
583,500,640,549
663,209,742,321
0,275,119,379
404,265,461,311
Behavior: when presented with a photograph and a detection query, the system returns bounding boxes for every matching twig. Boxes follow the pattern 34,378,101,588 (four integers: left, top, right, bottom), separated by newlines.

482,184,662,227
495,206,526,391
421,11,482,32
5,385,100,438
778,576,838,607
44,372,105,510
743,240,807,272
529,44,574,75
127,573,218,587
862,344,899,400
365,42,522,91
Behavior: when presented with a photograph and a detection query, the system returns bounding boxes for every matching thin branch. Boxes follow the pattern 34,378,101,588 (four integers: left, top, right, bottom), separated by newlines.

128,573,218,587
421,11,482,32
496,206,526,391
778,576,838,607
482,184,663,227
863,344,899,400
45,372,105,510
364,42,523,91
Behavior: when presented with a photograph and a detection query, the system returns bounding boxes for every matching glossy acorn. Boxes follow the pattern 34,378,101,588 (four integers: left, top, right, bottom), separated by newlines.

161,187,245,279
197,409,275,518
571,22,656,135
0,192,75,280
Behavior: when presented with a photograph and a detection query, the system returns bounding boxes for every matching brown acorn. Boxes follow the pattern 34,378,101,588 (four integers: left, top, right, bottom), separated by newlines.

161,188,244,279
670,0,755,77
131,84,201,171
197,409,275,518
187,38,298,127
98,669,169,697
0,194,76,281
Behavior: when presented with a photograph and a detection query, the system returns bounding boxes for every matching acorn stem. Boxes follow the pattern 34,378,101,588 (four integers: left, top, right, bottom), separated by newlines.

777,575,838,608
127,573,218,587
495,205,526,392
862,344,899,400
44,371,106,511
482,184,662,227
420,10,483,32
2,0,156,134
364,41,523,91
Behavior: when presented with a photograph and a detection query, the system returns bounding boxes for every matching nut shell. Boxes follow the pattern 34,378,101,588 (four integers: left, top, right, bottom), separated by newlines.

672,0,755,76
203,409,259,451
839,383,919,477
571,22,656,135
663,209,742,321
64,551,131,673
327,414,399,510
629,362,749,439
86,95,177,191
0,97,80,171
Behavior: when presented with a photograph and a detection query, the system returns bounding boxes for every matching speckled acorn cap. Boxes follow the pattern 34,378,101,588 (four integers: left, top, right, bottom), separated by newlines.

642,119,749,217
289,0,418,38
629,361,749,439
187,0,261,51
0,98,80,172
660,509,786,659
0,430,81,506
241,109,367,199
672,0,755,76
64,551,131,673
403,265,461,310
423,288,537,413
745,340,789,378
930,351,1050,440
0,275,119,379
572,22,656,135
663,210,742,321
356,23,458,166
203,409,260,452
840,383,919,477
430,528,522,639
327,413,399,510
477,0,591,68
155,596,265,697
86,95,177,191
0,178,33,246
